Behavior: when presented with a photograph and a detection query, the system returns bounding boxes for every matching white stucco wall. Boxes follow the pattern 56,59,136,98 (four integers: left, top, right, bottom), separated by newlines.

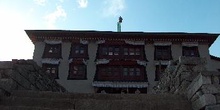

198,44,212,70
33,42,45,67
145,43,155,93
56,41,98,93
171,43,182,60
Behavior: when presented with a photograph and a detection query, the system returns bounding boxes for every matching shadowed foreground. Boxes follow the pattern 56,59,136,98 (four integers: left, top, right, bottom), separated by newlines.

0,90,192,110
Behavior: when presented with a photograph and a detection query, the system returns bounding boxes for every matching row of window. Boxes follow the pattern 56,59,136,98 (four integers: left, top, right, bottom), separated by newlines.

43,44,88,59
42,44,200,60
43,63,168,81
98,66,142,77
42,64,148,81
99,46,144,58
43,63,87,80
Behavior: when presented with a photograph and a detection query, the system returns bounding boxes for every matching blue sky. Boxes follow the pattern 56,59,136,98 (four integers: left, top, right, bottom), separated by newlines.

0,0,220,61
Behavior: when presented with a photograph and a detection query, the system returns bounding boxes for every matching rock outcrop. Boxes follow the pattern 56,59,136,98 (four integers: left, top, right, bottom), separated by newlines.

0,59,66,96
156,56,220,110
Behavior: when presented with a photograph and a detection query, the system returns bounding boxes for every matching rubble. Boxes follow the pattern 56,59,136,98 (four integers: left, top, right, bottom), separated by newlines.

0,60,66,95
156,56,220,110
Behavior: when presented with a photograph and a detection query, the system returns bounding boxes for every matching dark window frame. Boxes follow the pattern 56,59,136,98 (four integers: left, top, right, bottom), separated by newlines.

42,44,62,58
96,65,146,81
98,45,145,60
182,46,200,57
42,64,59,79
69,43,88,59
68,63,87,80
154,46,172,60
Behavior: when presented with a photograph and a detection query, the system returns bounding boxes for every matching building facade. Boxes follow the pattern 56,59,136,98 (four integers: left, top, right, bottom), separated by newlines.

26,30,220,93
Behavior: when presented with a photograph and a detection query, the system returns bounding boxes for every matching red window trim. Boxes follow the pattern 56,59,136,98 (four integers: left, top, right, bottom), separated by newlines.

98,45,145,60
96,65,147,81
182,46,200,57
154,46,172,60
69,43,88,59
68,63,87,80
42,44,62,58
42,64,59,79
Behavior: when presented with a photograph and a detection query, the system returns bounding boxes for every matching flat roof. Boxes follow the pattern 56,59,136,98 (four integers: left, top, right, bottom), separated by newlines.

25,30,219,46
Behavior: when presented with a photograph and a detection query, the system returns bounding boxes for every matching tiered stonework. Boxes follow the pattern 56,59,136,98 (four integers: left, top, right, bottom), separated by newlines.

0,60,66,96
156,56,220,110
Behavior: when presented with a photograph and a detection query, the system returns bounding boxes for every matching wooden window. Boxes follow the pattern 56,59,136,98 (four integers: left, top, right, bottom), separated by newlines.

97,65,146,81
123,68,128,76
155,65,167,81
102,47,108,55
42,64,59,79
182,46,199,57
100,46,120,56
124,47,142,56
136,68,141,76
136,48,141,55
123,67,141,76
114,47,120,55
42,44,62,58
124,48,128,55
70,44,88,58
155,46,172,60
68,64,86,80
129,48,135,55
98,45,145,60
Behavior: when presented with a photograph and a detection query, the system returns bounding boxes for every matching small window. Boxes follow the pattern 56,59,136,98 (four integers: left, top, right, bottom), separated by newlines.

130,68,135,76
68,64,87,80
102,47,108,55
43,44,62,58
70,44,88,58
114,47,120,55
136,68,141,76
123,68,128,76
129,48,135,55
42,64,59,79
182,46,199,57
155,46,172,60
124,48,128,55
135,48,141,55
108,47,113,55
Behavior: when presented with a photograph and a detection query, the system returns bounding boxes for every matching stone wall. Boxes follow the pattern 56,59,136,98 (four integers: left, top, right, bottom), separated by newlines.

156,56,220,110
0,60,66,96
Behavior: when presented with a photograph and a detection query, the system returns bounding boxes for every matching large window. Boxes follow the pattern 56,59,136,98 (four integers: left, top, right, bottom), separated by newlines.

42,64,59,79
68,64,87,80
42,44,62,58
182,46,199,57
123,48,141,56
69,44,88,59
98,45,144,59
155,65,167,81
101,46,120,56
123,67,141,76
154,46,172,60
97,65,146,81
